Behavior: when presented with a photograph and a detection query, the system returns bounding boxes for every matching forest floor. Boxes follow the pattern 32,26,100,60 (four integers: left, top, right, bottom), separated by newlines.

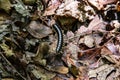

0,0,120,80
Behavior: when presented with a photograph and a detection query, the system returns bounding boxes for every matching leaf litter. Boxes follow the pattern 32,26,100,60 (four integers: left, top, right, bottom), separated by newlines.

0,0,120,80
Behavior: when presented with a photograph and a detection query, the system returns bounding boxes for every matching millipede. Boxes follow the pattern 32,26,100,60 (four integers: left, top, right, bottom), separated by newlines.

53,24,63,52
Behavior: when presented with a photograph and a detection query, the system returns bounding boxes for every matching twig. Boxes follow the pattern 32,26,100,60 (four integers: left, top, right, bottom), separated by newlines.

0,52,26,80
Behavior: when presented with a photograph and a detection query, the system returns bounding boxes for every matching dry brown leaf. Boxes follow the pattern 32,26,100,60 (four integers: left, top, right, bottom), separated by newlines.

79,35,94,48
114,68,120,79
88,0,117,10
76,15,107,36
52,66,69,74
0,0,12,13
116,45,120,54
32,42,49,66
76,25,88,34
106,71,116,80
56,1,95,22
84,35,95,48
66,43,79,59
78,66,89,80
101,46,113,55
93,34,103,47
29,65,56,79
88,15,107,31
89,61,100,69
88,0,103,10
27,21,52,39
62,53,77,67
106,43,119,55
66,31,74,39
98,0,117,5
0,12,10,22
53,0,98,32
56,1,80,17
88,64,115,80
97,65,115,80
43,0,61,16
102,54,119,64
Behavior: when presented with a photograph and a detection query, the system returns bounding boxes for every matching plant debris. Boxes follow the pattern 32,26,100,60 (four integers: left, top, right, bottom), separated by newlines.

0,0,120,80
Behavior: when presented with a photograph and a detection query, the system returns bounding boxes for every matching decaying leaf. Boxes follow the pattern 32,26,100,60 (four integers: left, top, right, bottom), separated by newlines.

114,68,120,79
0,0,120,79
76,25,88,34
66,31,74,38
0,25,9,41
97,66,115,80
32,42,49,66
23,0,36,5
0,63,11,78
62,53,78,67
102,53,120,66
0,0,12,13
13,0,30,16
66,43,79,59
43,0,61,16
28,65,56,79
88,0,117,10
87,15,107,31
88,64,115,80
27,21,52,39
50,66,69,74
69,65,79,77
57,16,77,27
56,1,95,22
79,35,94,48
106,43,119,55
0,12,10,23
0,42,14,57
0,25,8,33
100,46,113,55
84,35,94,48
